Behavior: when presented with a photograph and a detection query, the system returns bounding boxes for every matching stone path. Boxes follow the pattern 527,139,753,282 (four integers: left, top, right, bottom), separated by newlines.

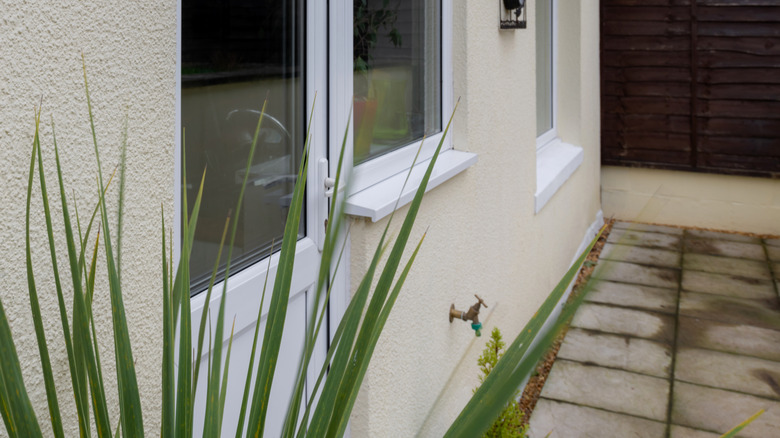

528,221,780,438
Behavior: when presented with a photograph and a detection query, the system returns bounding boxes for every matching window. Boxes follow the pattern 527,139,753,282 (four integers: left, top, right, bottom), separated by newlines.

347,0,454,196
534,0,583,213
536,0,555,146
180,0,305,291
353,0,442,165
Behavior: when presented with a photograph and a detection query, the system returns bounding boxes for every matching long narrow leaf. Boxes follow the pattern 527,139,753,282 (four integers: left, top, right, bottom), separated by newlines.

74,190,111,402
0,120,45,438
234,245,275,438
48,115,106,437
0,366,17,437
77,168,117,306
192,213,230,406
460,284,590,438
200,214,233,437
205,100,270,436
284,101,351,438
325,104,458,438
174,142,203,438
217,319,237,433
161,209,175,438
116,116,128,284
719,410,764,438
307,104,431,436
246,105,311,438
0,296,43,437
83,56,143,437
24,111,65,438
443,227,605,437
293,227,350,438
236,246,274,438
304,232,425,438
329,231,426,438
305,227,391,436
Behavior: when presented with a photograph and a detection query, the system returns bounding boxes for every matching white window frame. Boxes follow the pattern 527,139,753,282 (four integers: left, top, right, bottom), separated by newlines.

331,0,457,203
175,0,329,284
536,0,558,151
534,0,584,213
175,5,332,430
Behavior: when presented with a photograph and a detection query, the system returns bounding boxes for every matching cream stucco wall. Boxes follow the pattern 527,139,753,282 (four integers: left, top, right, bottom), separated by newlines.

0,1,176,435
0,0,601,437
348,1,602,436
602,166,780,236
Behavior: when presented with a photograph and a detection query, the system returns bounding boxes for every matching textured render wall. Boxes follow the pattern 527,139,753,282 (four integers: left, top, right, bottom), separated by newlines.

602,167,780,235
348,1,602,436
0,1,176,435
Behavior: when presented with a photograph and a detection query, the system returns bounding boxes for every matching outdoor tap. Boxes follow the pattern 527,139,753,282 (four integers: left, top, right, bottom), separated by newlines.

449,294,488,336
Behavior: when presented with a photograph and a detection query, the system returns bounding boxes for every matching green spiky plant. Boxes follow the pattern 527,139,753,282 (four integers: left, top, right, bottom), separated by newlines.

474,328,527,438
0,60,764,438
0,55,453,438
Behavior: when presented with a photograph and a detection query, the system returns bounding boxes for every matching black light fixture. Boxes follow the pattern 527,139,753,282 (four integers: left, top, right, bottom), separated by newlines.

500,0,526,29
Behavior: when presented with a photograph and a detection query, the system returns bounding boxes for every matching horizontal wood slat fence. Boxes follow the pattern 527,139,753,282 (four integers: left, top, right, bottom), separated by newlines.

601,0,780,178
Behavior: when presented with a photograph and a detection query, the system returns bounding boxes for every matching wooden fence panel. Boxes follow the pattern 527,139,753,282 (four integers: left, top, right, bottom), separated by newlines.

601,0,780,178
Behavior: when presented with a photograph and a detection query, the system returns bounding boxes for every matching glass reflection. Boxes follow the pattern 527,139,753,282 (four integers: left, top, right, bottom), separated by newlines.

353,0,442,164
182,0,304,292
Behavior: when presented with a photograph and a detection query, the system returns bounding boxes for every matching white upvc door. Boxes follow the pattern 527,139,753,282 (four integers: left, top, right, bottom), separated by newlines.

177,0,329,436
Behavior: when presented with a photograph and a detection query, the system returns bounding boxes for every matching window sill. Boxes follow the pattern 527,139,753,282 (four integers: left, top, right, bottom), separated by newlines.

535,140,583,213
345,149,478,222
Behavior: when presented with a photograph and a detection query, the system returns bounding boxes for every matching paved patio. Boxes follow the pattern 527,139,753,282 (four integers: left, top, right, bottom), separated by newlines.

528,221,780,438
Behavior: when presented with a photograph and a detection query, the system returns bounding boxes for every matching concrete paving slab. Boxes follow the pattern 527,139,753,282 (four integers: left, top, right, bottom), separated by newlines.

683,253,772,280
767,245,780,262
677,316,780,362
675,347,780,400
672,382,780,438
557,328,672,378
684,238,766,261
686,229,762,244
765,238,780,247
594,261,680,289
607,229,682,251
679,291,780,332
601,243,681,268
571,303,675,343
669,425,720,438
681,270,776,300
587,280,677,314
541,360,670,421
773,262,780,281
529,398,667,438
614,221,684,236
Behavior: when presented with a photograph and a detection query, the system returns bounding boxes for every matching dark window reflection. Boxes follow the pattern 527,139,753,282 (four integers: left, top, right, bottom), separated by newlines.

182,0,305,293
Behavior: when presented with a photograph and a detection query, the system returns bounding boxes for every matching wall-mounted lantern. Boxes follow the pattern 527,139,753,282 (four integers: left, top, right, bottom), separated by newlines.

500,0,526,30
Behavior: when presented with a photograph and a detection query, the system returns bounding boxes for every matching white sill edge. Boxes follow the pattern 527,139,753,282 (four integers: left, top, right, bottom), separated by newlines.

535,140,584,214
345,149,478,222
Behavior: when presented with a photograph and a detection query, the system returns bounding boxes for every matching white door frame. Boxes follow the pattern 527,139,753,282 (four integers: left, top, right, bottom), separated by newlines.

174,0,333,435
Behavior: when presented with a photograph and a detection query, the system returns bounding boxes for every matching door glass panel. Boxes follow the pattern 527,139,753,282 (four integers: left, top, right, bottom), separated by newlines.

353,0,442,165
182,0,305,292
536,0,553,137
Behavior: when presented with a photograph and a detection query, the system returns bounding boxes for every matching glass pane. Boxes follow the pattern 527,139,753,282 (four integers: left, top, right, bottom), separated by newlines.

182,0,305,292
536,0,553,137
353,0,442,165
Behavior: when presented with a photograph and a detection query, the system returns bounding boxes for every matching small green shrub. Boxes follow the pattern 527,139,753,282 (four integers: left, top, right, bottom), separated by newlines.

475,328,528,438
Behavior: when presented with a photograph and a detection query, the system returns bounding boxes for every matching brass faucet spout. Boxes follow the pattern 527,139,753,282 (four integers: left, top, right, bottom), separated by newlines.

449,295,488,336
